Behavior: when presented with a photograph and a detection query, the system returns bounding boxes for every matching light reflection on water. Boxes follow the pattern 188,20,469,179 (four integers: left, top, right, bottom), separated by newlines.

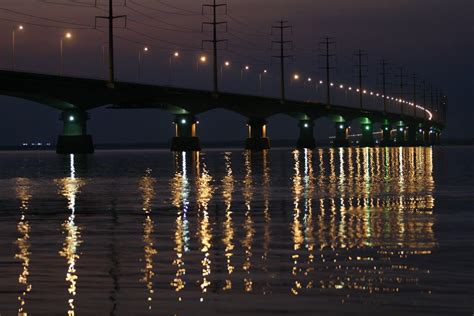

0,147,467,315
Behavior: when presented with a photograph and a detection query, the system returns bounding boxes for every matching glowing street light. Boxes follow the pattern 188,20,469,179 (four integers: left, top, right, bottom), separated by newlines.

259,68,268,95
220,60,231,80
60,32,73,76
12,24,24,70
241,65,250,81
138,46,149,81
169,50,180,84
196,54,207,71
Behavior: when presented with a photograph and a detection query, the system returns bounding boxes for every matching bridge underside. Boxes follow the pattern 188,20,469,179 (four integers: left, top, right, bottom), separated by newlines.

0,70,444,153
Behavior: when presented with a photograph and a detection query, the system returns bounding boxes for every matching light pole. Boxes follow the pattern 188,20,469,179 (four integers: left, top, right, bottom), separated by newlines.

220,60,230,81
138,46,149,81
169,51,179,84
60,32,72,76
197,55,207,72
101,43,107,78
12,25,24,70
291,73,300,86
258,69,268,95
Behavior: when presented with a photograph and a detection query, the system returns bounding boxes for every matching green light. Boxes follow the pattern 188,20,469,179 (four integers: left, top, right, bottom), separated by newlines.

339,124,345,130
69,116,75,122
365,125,370,131
181,119,186,124
304,123,309,128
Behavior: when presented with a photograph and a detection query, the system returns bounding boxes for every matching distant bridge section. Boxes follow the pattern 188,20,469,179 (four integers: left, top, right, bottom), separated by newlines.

0,70,445,153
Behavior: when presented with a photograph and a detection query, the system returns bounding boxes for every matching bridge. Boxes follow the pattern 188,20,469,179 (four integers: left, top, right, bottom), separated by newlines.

0,69,445,154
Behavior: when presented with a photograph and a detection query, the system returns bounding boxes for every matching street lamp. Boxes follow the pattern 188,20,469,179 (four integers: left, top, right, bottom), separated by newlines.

138,46,149,81
241,65,250,80
220,60,230,80
197,54,207,71
60,32,72,76
12,25,24,70
259,69,268,95
169,51,180,84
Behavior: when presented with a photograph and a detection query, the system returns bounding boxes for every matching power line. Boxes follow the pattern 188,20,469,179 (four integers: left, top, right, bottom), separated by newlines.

0,7,95,28
126,26,201,50
123,2,198,32
126,0,199,16
152,0,201,15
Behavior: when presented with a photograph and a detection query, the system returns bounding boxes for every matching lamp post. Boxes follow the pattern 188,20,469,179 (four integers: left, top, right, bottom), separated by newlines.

220,60,230,81
169,51,179,84
138,46,149,81
197,55,207,72
258,69,268,95
12,25,24,70
60,32,72,76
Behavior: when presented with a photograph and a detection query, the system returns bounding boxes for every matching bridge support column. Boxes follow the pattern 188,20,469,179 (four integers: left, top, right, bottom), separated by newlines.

333,123,350,147
296,120,316,149
435,130,441,145
394,125,406,146
380,122,392,147
171,114,201,152
245,118,270,150
407,124,419,147
56,110,94,154
360,123,375,147
423,127,431,146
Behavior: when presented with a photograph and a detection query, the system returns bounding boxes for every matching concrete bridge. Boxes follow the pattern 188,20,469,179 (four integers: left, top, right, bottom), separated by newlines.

0,70,445,153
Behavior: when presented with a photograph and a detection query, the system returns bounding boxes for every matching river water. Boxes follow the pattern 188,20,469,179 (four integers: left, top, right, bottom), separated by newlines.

0,147,472,315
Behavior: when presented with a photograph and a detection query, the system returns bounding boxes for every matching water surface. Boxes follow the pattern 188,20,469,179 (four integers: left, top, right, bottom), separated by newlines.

0,147,473,315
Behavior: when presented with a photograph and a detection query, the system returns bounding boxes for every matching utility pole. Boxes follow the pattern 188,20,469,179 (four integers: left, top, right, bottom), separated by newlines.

354,49,367,110
435,88,440,122
430,84,434,119
319,37,336,108
422,80,427,120
412,73,417,118
272,20,293,103
396,66,405,115
379,59,390,114
202,0,227,97
96,0,126,88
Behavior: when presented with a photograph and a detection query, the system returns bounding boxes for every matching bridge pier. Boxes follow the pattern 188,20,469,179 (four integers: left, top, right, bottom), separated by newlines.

423,127,431,146
432,129,441,146
56,110,94,154
333,123,350,147
394,124,406,146
407,124,419,146
296,120,316,149
360,123,375,147
380,121,392,147
245,118,270,150
171,114,201,152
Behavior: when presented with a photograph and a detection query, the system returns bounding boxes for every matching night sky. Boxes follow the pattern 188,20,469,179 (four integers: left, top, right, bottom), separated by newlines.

0,0,472,145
